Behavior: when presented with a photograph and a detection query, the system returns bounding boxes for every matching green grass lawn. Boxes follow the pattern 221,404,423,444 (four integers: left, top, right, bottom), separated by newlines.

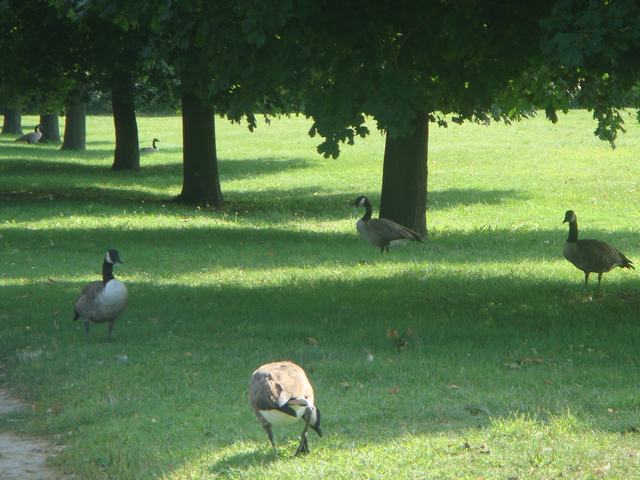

1,111,639,479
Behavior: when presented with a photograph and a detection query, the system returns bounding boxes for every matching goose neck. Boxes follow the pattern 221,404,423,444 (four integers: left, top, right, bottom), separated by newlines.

361,198,372,221
102,259,115,284
567,220,578,243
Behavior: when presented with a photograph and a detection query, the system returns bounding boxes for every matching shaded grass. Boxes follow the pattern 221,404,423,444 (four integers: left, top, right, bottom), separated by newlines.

1,111,639,479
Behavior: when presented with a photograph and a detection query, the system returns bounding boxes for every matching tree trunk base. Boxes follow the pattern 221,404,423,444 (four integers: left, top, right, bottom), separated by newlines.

39,114,61,142
2,108,23,135
379,112,429,237
111,77,140,171
178,89,224,208
61,89,86,151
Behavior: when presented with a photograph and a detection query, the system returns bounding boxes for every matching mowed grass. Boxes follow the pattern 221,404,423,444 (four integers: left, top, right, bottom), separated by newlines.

1,111,639,479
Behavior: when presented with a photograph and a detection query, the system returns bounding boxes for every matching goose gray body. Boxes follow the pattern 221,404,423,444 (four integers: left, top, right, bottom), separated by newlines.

15,125,42,144
73,249,128,340
562,210,634,288
353,195,421,252
249,361,322,456
140,138,160,153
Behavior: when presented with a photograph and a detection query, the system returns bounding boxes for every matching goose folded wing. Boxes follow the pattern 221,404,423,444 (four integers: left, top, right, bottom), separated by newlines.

74,281,103,314
374,218,421,241
578,239,627,269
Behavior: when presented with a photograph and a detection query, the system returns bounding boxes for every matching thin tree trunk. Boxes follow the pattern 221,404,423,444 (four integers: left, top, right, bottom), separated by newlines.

379,112,428,237
2,107,22,135
61,90,86,151
111,76,140,170
175,89,223,207
39,113,61,142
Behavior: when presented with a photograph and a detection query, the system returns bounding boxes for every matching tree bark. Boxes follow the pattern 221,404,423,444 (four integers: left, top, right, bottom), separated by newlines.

2,107,22,135
379,112,429,237
175,89,224,207
39,113,61,142
61,90,86,151
111,76,140,171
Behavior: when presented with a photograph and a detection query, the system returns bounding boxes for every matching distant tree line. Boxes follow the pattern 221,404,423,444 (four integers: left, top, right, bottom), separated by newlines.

1,0,639,234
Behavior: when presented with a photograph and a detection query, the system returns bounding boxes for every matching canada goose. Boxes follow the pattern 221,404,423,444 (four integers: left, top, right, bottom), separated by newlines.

14,125,42,144
73,249,128,340
249,361,322,456
563,210,634,288
352,195,422,253
140,138,160,153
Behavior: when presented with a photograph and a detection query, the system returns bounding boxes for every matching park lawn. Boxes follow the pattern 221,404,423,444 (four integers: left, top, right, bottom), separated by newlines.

0,111,639,479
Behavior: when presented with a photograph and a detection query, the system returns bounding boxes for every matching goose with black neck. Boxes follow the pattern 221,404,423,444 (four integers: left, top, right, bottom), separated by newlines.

73,249,128,340
562,210,634,289
352,195,422,253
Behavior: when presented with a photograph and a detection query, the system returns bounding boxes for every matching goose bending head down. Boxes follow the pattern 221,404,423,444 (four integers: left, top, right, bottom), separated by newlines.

73,249,128,340
562,210,634,289
249,361,322,456
14,124,42,144
140,138,160,153
352,195,422,253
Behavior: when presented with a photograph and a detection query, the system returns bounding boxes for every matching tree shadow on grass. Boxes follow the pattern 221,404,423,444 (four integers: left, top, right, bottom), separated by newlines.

2,219,637,269
208,449,280,476
1,271,638,477
0,153,312,175
428,188,528,210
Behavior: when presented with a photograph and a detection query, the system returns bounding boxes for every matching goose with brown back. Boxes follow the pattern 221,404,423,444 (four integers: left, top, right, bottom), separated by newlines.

352,195,422,253
73,249,128,340
563,210,634,289
249,361,322,456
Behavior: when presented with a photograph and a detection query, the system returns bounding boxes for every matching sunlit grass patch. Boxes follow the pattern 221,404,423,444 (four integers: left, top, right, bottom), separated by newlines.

1,111,639,479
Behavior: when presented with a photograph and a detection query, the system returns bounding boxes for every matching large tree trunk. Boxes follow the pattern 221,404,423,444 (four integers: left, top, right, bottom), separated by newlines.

111,76,140,171
39,113,61,142
175,89,223,207
379,112,429,237
61,90,86,151
2,107,22,135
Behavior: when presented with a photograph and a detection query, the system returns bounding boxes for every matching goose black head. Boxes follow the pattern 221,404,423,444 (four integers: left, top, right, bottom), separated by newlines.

310,407,322,437
153,138,160,143
563,210,576,224
35,124,42,131
352,195,368,207
105,249,122,264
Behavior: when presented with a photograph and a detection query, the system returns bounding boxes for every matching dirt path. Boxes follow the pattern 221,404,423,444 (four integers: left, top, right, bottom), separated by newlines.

0,389,61,480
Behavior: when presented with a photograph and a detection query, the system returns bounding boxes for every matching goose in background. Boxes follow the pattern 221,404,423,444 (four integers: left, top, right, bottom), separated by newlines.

249,361,322,456
563,210,634,289
73,249,128,340
140,138,160,153
352,195,422,253
14,125,42,144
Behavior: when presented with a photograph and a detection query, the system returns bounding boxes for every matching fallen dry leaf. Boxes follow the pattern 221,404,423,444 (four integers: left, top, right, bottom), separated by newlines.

388,386,400,395
339,381,351,389
447,384,461,390
304,336,320,346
